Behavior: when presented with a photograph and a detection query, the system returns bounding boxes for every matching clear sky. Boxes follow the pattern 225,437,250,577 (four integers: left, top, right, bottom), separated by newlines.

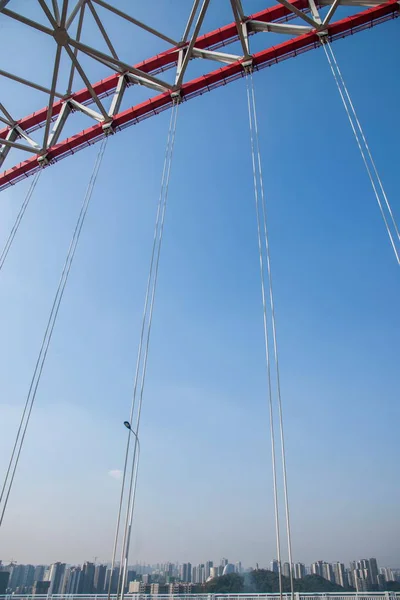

0,0,399,570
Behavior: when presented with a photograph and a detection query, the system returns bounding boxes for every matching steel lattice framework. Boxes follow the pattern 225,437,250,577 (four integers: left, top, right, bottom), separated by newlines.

0,0,398,191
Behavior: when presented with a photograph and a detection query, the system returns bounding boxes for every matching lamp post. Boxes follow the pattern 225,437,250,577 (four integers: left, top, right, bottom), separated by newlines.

119,421,140,600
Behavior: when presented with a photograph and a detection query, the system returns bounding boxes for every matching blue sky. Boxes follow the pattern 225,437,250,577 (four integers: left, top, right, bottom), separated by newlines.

0,0,399,569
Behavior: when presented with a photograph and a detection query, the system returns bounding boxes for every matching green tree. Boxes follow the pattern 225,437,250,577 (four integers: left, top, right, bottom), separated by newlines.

204,573,244,593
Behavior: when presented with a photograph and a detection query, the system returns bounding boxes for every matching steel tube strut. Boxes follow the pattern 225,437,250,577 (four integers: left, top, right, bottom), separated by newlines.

0,0,398,191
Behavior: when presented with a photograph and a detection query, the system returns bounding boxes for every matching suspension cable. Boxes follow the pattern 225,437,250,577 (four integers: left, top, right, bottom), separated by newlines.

0,138,107,529
108,103,179,600
248,74,295,600
323,42,400,265
107,106,178,600
0,170,41,272
246,73,285,600
119,103,179,600
326,43,400,243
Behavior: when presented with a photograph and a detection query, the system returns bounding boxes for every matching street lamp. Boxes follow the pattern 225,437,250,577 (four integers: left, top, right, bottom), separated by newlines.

118,421,140,600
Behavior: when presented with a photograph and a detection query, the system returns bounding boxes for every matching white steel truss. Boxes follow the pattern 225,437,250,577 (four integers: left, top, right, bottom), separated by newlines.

0,0,394,171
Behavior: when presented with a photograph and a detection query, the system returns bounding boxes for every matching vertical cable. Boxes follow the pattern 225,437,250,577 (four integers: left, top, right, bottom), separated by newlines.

0,138,107,529
246,74,283,600
114,102,179,600
107,106,178,600
249,74,295,600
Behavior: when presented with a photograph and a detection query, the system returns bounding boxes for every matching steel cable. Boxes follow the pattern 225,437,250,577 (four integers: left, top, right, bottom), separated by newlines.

0,138,107,529
249,74,295,600
246,73,286,600
0,170,41,272
323,42,399,265
108,103,178,600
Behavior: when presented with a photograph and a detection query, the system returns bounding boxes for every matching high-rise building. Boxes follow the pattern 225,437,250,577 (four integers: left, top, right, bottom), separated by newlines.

105,566,120,594
283,563,291,578
0,572,10,595
61,566,82,594
191,566,198,584
33,566,46,583
24,565,35,590
181,563,192,583
205,561,213,579
48,562,66,594
235,562,242,574
353,569,369,591
322,563,334,583
79,562,95,593
32,581,50,595
333,563,346,588
9,565,25,590
380,567,395,582
347,570,355,589
94,565,107,593
294,563,306,579
209,567,218,579
311,561,324,577
198,564,206,583
369,559,379,585
223,564,235,576
271,560,280,574
221,558,229,567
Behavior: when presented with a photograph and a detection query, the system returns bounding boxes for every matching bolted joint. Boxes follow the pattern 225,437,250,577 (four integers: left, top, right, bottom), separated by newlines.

317,30,329,43
37,153,49,167
102,120,115,135
242,57,253,74
170,89,182,105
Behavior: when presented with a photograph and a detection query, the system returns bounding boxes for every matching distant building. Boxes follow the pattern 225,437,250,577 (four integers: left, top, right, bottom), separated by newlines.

209,567,219,579
354,569,369,592
294,563,306,579
61,566,82,594
181,563,192,582
129,581,150,593
80,561,95,593
0,572,10,595
205,561,214,579
322,563,334,583
270,560,280,574
333,563,346,588
380,567,395,582
9,565,25,590
283,563,291,578
221,558,229,567
168,583,195,594
94,565,107,594
105,566,120,594
32,581,51,595
33,566,46,583
235,562,242,574
48,562,66,594
311,561,324,577
369,559,378,585
223,564,235,576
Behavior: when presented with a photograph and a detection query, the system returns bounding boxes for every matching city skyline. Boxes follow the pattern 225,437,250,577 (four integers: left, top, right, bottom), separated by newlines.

1,556,399,595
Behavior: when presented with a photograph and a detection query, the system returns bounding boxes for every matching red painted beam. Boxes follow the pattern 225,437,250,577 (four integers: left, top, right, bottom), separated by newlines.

0,0,310,141
0,0,398,191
